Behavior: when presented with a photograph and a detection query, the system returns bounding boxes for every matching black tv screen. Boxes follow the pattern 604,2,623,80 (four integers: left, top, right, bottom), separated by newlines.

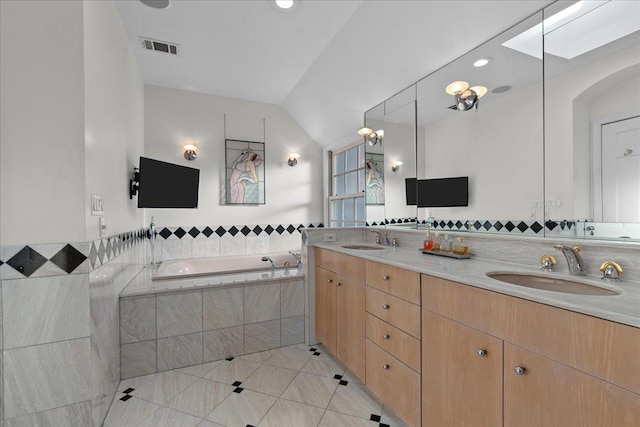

405,178,417,205
137,157,200,208
418,176,468,207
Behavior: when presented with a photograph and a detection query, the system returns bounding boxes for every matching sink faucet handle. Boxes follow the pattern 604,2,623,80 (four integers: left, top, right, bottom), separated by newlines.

539,254,556,271
600,261,623,281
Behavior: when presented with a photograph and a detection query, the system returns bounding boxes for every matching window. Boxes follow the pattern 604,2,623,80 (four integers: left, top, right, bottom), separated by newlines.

329,142,366,227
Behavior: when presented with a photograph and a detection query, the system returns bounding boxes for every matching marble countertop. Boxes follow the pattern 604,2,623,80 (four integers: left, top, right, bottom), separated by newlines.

121,266,305,298
314,242,640,328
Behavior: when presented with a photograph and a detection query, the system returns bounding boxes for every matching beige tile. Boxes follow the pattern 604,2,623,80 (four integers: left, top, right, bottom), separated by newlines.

319,410,378,427
259,398,325,427
281,280,304,318
204,358,261,384
166,378,234,418
158,332,203,371
343,368,365,385
281,371,339,408
4,401,91,427
157,291,202,338
176,361,222,378
131,371,198,405
120,296,156,344
264,346,312,371
244,320,280,353
121,340,157,379
241,364,298,397
244,284,280,323
327,382,383,420
102,396,160,427
117,373,157,392
138,407,202,427
302,350,346,378
281,316,304,346
203,326,243,362
198,420,225,427
206,389,276,427
203,286,243,330
238,349,276,364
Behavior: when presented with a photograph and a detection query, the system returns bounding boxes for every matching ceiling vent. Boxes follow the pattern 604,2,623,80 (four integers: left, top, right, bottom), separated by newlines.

139,37,179,55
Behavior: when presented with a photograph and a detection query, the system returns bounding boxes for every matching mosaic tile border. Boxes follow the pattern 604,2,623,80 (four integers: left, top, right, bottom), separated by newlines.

0,243,90,279
88,229,148,270
154,223,324,240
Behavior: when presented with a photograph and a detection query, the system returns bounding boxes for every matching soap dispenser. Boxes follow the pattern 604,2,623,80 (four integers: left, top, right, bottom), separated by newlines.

423,225,434,250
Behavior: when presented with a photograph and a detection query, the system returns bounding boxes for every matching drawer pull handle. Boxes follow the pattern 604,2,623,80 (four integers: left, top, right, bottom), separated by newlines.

382,364,390,370
382,334,390,340
514,366,526,375
382,275,390,281
476,349,486,357
382,304,390,309
327,279,332,283
336,282,341,287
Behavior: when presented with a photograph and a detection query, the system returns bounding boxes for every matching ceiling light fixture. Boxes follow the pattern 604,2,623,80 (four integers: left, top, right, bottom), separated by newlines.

275,0,295,10
473,57,491,67
446,81,487,111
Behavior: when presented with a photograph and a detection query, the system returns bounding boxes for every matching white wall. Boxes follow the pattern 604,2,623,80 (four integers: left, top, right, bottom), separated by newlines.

83,0,145,241
143,86,324,227
0,0,86,245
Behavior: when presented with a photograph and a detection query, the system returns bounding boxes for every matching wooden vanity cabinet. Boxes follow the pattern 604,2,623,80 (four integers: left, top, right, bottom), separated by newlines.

314,248,366,381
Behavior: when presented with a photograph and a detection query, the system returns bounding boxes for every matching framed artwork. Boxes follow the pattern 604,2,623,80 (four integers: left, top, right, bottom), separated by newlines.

225,139,266,204
365,152,385,205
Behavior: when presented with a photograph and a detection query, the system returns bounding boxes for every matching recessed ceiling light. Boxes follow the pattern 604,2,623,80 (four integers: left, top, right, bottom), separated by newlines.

275,0,294,10
139,0,170,9
473,58,491,67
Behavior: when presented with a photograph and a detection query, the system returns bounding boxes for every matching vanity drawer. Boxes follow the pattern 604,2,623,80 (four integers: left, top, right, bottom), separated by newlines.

366,312,420,373
366,260,420,304
366,287,420,338
366,339,420,427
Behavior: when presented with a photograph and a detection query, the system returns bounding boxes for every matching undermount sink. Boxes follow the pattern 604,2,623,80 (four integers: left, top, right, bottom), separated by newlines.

341,244,385,251
486,272,620,296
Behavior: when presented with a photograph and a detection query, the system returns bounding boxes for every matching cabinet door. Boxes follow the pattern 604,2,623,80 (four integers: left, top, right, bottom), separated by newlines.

336,258,366,381
315,266,337,355
504,343,640,427
422,311,503,427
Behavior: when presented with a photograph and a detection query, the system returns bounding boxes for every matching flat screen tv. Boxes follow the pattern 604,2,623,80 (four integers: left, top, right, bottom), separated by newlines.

405,178,417,205
417,176,468,208
137,157,200,208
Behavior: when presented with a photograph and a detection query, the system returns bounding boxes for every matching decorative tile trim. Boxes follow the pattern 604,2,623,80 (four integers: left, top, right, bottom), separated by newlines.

88,229,147,270
154,223,324,240
368,218,556,235
0,243,90,279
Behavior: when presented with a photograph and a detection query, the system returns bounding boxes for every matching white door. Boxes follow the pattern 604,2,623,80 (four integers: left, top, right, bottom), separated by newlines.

602,116,640,222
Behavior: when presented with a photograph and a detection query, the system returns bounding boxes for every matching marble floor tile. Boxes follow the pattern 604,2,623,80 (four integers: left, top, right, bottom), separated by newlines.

203,358,261,385
327,381,383,420
166,379,234,418
197,420,225,427
258,398,325,427
241,364,298,397
4,401,91,427
381,405,410,427
318,410,379,427
117,373,158,392
102,396,160,427
263,346,312,371
301,350,346,378
131,371,198,405
281,371,339,408
176,361,222,378
238,349,276,364
138,406,202,427
206,389,276,427
343,367,365,385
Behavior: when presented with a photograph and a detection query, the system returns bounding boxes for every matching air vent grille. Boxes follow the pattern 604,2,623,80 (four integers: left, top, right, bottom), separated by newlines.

139,37,179,56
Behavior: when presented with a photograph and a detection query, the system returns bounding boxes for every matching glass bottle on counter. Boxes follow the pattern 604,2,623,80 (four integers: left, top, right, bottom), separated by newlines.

423,225,434,250
441,234,452,252
453,237,469,255
433,233,442,251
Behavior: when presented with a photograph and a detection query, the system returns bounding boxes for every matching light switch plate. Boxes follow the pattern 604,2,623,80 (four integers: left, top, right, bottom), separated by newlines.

91,194,104,216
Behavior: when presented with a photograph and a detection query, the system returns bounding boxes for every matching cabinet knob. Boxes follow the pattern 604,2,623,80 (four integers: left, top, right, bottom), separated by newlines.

514,366,526,375
382,334,390,340
382,304,390,310
336,282,341,287
327,279,332,283
476,349,486,357
382,364,390,370
382,275,390,281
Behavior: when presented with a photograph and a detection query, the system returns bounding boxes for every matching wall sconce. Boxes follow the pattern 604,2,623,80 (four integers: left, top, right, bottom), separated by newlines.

288,152,300,167
183,144,198,160
391,161,403,173
358,127,384,146
446,81,487,111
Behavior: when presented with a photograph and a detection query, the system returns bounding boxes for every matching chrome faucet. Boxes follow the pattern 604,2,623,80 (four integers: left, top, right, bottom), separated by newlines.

261,256,276,272
369,230,390,246
288,250,302,268
554,245,586,276
148,216,157,265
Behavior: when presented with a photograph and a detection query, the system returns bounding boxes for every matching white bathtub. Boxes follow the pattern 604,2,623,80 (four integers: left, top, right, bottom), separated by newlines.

152,252,300,281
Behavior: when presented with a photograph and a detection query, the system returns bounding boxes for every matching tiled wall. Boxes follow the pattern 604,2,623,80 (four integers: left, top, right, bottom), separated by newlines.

119,279,305,379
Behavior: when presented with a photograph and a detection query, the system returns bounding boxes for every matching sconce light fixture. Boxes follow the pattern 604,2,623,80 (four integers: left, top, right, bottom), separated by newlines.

358,127,384,146
446,81,487,111
391,161,403,173
288,152,300,167
183,144,198,160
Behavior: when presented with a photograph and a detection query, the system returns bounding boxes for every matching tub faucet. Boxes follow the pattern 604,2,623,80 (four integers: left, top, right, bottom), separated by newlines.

261,256,276,272
148,217,157,265
554,245,586,276
288,250,302,268
369,230,390,246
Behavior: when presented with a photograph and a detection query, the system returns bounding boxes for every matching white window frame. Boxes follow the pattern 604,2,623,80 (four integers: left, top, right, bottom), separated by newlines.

329,140,366,227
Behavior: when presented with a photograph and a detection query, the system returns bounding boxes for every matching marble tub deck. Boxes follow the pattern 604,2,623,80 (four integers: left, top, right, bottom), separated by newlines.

104,343,407,427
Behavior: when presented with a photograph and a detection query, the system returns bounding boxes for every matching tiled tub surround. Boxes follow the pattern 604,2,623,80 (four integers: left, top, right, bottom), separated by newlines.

120,267,305,379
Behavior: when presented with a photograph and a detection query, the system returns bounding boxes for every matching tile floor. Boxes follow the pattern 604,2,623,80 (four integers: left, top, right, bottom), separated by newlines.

104,344,409,427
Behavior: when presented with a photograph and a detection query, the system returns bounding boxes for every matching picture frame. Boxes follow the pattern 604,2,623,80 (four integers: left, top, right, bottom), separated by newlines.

225,139,266,205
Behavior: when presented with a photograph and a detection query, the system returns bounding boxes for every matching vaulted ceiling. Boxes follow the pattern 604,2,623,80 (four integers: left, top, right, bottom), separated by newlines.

114,0,554,147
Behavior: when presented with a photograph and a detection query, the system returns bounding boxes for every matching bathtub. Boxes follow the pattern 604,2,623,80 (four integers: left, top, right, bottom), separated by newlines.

152,252,300,281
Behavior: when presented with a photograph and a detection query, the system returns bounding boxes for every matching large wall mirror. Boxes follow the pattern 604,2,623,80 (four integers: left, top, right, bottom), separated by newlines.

543,0,640,240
